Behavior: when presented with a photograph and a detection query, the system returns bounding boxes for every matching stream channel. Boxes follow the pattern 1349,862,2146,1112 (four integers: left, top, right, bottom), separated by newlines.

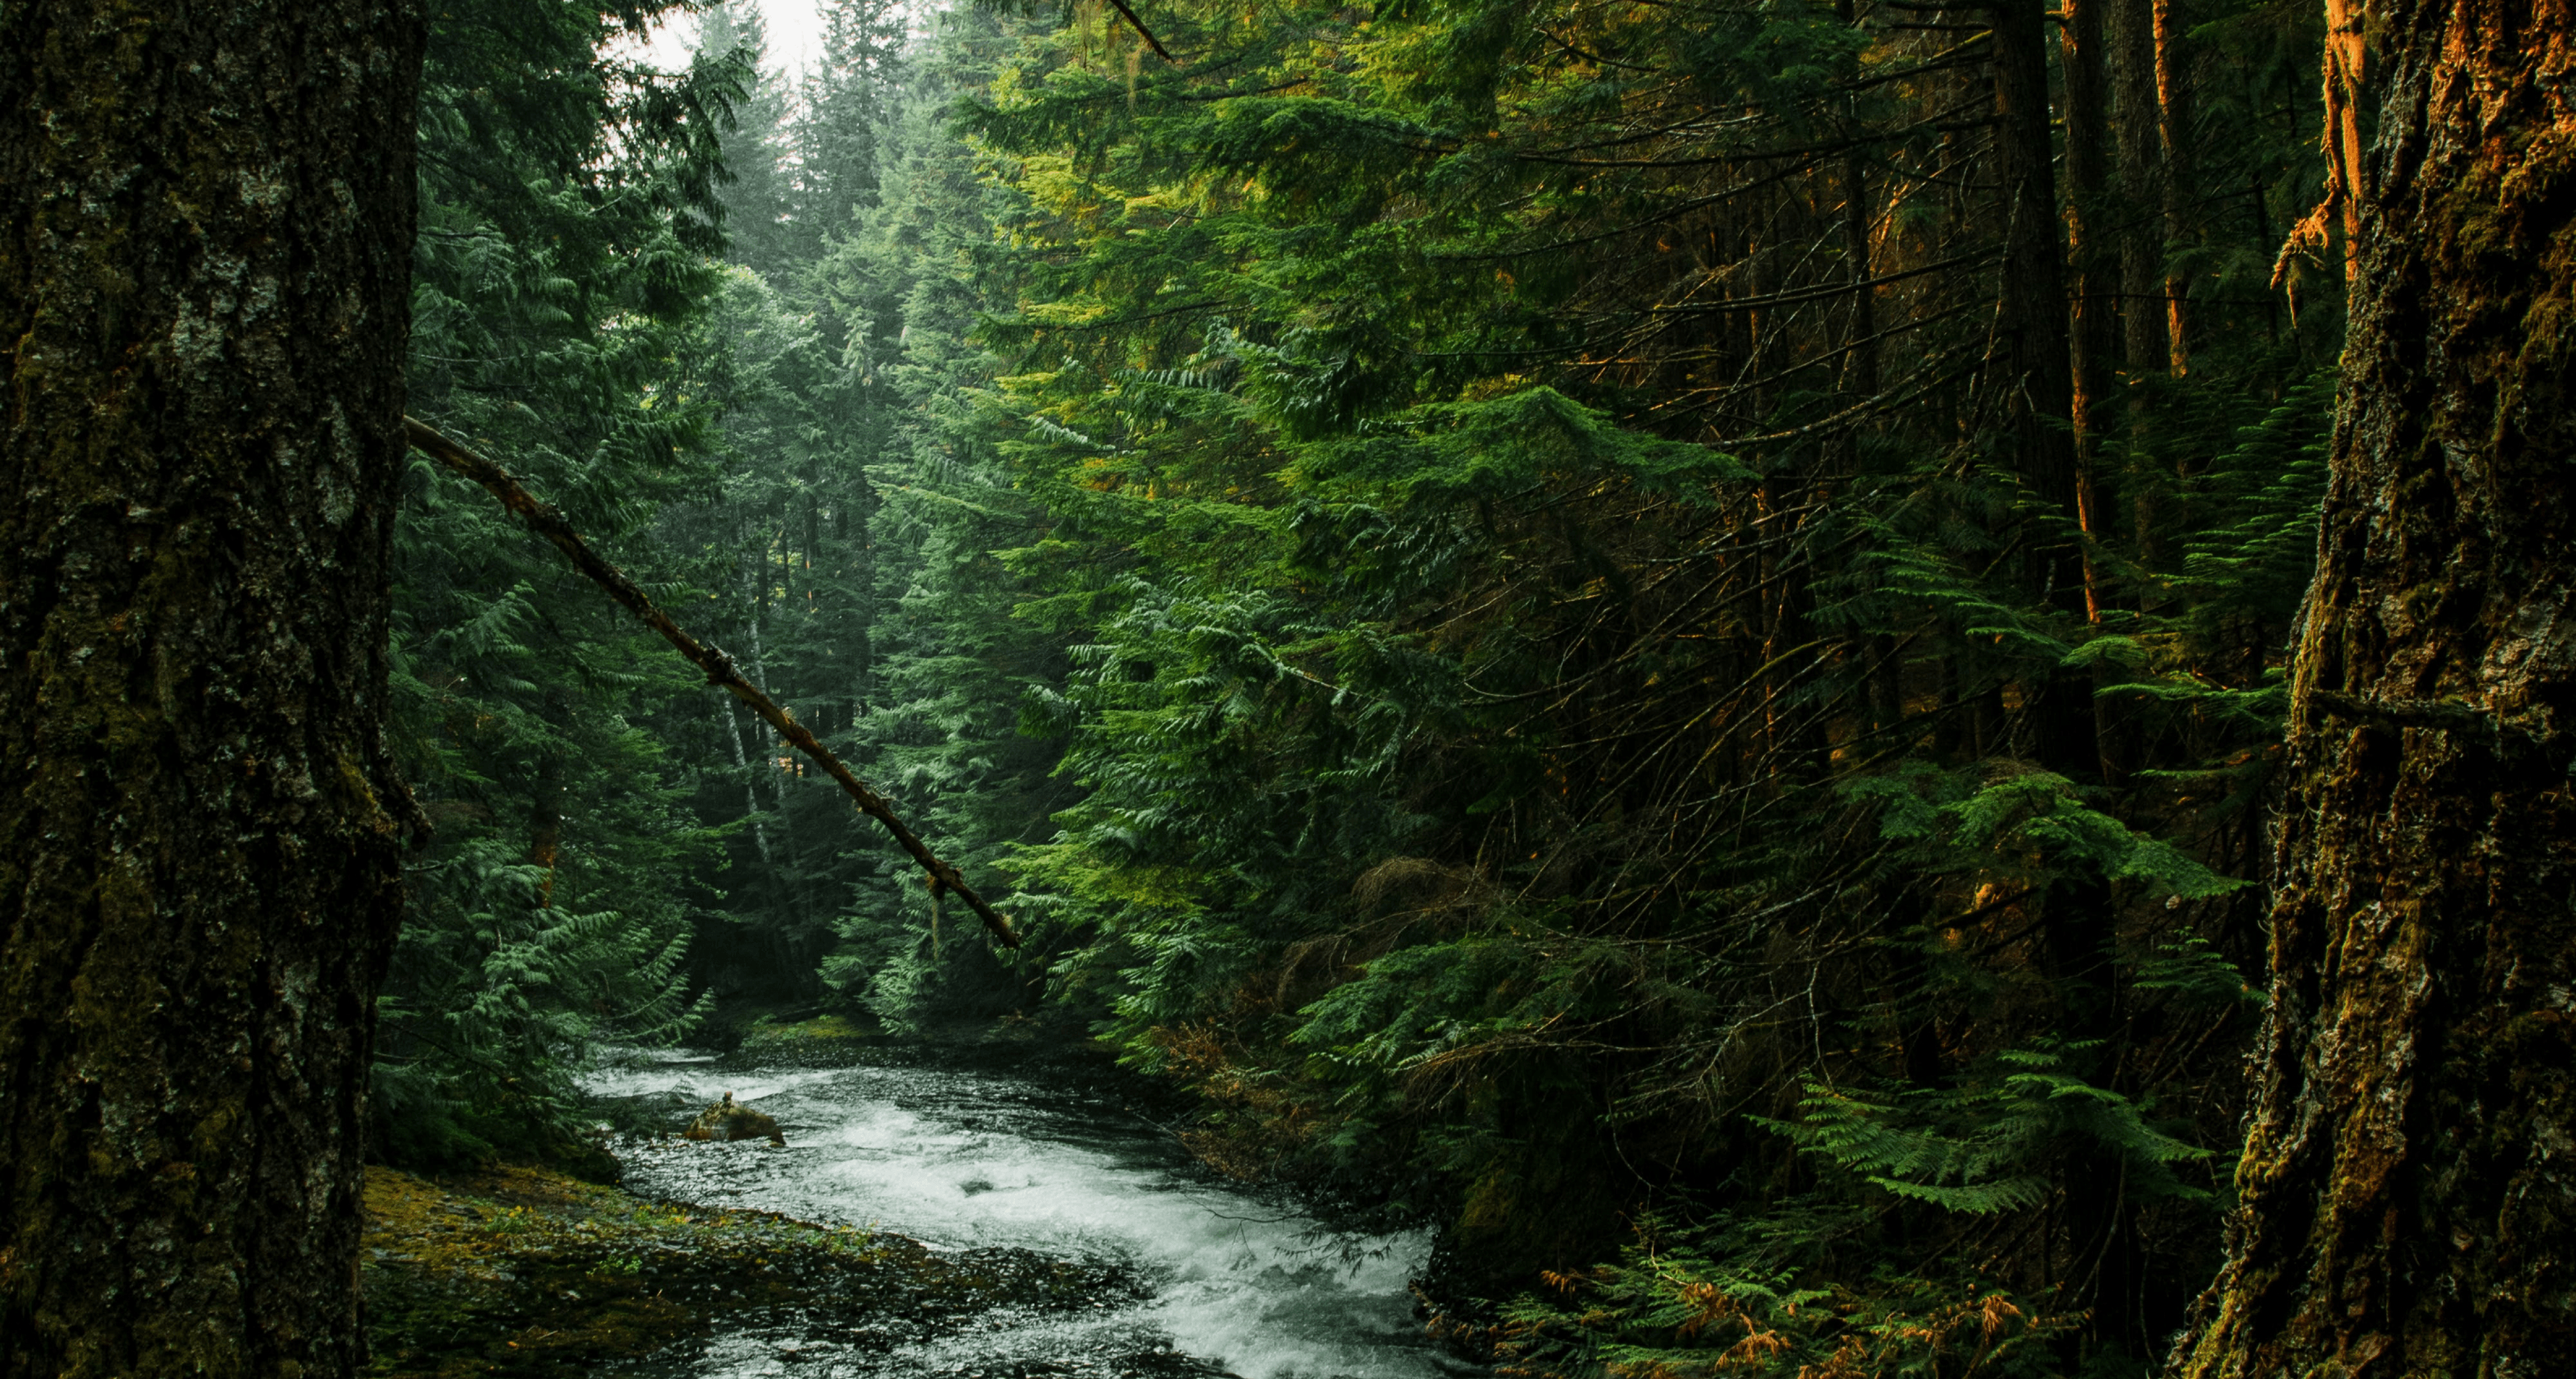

580,1041,1477,1379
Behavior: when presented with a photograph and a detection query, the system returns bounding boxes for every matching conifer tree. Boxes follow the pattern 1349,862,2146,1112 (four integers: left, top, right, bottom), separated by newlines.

822,15,1074,1020
377,0,741,1164
784,0,907,270
699,3,800,281
2173,3,2576,1370
0,3,419,1372
666,0,896,1009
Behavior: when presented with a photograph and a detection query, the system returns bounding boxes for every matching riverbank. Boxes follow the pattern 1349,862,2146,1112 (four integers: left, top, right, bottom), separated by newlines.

361,1160,1139,1377
568,1034,1465,1377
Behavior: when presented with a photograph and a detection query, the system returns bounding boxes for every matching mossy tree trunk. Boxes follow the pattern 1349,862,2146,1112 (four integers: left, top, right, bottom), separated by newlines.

2172,2,2576,1373
0,3,423,1376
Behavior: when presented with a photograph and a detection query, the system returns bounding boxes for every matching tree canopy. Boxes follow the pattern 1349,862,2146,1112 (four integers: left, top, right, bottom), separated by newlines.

369,1,2365,1371
10,0,2564,1372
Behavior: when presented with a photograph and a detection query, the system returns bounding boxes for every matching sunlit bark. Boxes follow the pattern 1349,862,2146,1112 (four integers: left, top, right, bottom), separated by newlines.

2173,1,2576,1371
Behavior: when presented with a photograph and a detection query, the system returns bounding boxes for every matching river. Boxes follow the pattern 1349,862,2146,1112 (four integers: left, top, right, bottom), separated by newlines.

580,1041,1477,1379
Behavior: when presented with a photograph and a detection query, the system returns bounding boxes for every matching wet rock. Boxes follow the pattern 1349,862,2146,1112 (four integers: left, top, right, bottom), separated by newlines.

685,1091,786,1146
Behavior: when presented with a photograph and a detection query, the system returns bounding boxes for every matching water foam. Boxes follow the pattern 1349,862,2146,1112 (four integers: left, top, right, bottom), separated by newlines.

590,1052,1464,1378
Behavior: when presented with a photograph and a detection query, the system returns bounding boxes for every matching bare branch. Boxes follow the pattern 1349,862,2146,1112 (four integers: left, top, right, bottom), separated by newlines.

1106,0,1175,62
406,416,1023,950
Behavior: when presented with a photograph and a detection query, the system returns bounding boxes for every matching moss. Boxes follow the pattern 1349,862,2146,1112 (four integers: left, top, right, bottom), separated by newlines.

680,1097,784,1145
737,1013,876,1049
360,1164,1138,1378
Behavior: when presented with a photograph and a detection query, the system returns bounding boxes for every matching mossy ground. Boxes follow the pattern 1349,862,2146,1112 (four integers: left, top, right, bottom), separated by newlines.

736,1013,876,1052
362,1163,1136,1377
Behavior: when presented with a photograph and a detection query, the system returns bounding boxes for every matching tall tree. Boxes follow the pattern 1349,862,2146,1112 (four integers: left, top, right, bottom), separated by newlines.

2174,1,2576,1372
959,1,2336,1365
378,0,738,1168
699,3,799,280
823,24,1073,1019
782,0,904,270
0,2,423,1374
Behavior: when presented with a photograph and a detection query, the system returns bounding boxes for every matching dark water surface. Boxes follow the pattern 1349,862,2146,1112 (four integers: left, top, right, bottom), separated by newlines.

582,1043,1472,1379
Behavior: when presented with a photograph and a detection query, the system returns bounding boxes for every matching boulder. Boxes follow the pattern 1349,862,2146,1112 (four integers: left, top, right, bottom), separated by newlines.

682,1092,784,1146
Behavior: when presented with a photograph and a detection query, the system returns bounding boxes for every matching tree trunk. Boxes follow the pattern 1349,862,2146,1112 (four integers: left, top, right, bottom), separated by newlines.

2110,0,2176,603
2322,0,2369,282
2153,0,2196,373
1990,0,2101,775
2110,0,2170,374
725,700,777,867
2062,0,2143,783
2060,0,2118,523
1990,0,2082,522
2171,3,2576,1373
531,751,566,908
0,5,421,1376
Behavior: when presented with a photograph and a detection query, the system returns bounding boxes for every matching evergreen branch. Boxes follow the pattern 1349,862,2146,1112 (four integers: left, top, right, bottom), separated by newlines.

1012,298,1221,334
1648,249,2000,316
1515,93,1990,167
405,416,1023,948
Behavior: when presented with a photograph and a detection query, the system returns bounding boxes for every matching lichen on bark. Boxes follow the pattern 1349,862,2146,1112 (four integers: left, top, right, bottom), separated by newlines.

2171,1,2576,1374
0,3,425,1375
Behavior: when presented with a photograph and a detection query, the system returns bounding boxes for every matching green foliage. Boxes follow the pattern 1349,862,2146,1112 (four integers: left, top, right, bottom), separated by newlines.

1756,1042,2214,1216
635,7,1078,1028
1495,1209,2073,1379
371,1,2343,1370
1841,766,2247,903
2129,929,2265,1009
924,0,2337,1365
378,0,741,1168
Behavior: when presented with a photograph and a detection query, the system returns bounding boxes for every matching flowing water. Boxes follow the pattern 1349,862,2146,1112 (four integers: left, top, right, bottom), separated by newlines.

580,1042,1474,1379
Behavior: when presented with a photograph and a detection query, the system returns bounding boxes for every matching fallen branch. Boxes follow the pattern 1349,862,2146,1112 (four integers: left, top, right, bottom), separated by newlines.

405,416,1022,949
1106,0,1175,62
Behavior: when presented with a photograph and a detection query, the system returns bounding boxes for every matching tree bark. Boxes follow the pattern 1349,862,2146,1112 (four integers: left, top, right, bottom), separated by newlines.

2061,0,2143,784
2110,0,2171,374
0,4,423,1376
2061,0,2118,518
1990,0,2101,774
2323,0,2369,282
2153,0,2196,372
1990,0,2082,522
2171,2,2576,1373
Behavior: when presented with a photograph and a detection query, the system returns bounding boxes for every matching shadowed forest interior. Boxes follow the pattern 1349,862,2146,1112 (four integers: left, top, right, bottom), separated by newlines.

376,0,2355,1372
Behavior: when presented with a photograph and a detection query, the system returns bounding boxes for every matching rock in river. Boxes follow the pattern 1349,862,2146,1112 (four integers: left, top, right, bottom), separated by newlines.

683,1091,784,1146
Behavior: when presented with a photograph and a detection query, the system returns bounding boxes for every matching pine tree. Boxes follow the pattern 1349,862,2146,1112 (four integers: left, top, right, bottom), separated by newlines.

698,3,800,281
377,0,742,1166
782,0,907,271
812,10,1075,1024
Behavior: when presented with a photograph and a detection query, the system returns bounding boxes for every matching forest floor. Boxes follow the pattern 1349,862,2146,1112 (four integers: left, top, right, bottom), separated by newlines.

360,1158,1137,1377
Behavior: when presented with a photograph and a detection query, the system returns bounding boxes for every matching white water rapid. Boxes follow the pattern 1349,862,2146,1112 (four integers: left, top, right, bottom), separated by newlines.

581,1046,1475,1379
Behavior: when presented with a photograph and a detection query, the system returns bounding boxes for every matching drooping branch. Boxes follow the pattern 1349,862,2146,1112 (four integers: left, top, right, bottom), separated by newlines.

405,416,1023,949
1106,0,1175,62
